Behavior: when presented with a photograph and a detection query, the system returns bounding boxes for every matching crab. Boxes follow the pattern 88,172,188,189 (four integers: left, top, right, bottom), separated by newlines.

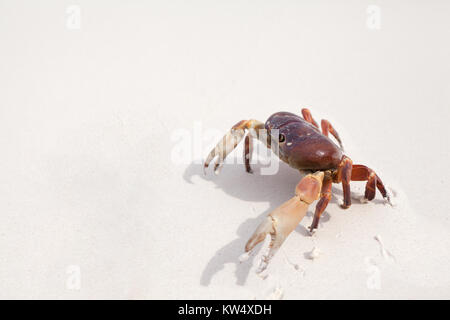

203,109,392,266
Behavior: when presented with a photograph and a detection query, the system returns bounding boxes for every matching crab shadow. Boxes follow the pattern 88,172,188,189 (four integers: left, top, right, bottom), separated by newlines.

183,161,345,286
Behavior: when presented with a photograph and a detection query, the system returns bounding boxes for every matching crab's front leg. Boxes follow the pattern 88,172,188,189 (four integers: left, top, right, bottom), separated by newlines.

245,171,324,270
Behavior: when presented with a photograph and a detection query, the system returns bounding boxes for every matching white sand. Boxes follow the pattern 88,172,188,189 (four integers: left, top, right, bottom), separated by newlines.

0,2,449,299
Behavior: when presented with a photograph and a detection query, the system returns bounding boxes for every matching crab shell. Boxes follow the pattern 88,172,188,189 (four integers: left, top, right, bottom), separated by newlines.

265,112,343,170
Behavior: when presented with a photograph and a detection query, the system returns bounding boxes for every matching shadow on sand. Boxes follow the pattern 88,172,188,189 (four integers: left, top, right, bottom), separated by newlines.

183,161,343,286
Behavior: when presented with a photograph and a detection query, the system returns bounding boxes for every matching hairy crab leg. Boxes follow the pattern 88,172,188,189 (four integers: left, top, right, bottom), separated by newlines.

203,119,264,175
351,164,392,205
245,171,324,269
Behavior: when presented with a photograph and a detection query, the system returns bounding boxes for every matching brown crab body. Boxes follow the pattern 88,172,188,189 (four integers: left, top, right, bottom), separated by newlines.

265,112,342,170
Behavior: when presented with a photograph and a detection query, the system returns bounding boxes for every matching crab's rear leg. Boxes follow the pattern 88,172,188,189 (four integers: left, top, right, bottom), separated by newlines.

203,119,264,175
301,108,319,129
321,119,344,150
301,108,344,150
245,171,324,270
351,165,392,205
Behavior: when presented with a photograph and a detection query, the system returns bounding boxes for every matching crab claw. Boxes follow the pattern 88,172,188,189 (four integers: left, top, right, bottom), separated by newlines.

203,128,246,175
245,171,324,271
203,119,265,175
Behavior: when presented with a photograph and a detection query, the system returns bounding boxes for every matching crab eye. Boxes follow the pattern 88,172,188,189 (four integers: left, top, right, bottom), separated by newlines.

279,134,286,143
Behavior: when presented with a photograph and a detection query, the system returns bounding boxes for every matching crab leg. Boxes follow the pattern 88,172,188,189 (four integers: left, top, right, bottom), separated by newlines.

244,130,254,173
351,164,392,205
309,172,333,232
302,108,344,150
301,108,319,129
321,119,344,150
203,119,264,175
245,171,324,268
334,156,353,208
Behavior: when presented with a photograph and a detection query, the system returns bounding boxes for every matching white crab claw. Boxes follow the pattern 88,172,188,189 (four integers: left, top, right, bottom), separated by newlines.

245,196,309,268
203,129,245,175
244,171,324,271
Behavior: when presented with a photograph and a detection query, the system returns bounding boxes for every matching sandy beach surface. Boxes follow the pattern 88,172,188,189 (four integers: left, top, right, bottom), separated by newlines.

0,1,449,299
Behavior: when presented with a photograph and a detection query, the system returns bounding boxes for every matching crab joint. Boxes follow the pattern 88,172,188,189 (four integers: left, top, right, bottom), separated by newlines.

295,171,324,204
244,172,324,269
